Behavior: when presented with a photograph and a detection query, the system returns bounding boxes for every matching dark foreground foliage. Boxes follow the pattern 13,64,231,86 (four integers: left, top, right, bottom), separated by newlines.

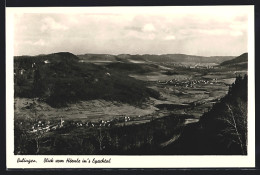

14,114,188,155
200,74,248,155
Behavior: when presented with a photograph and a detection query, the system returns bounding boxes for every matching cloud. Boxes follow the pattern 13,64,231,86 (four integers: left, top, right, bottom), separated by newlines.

164,35,176,40
142,23,156,32
24,39,46,46
13,9,249,56
229,23,247,31
40,17,68,32
124,26,142,32
230,31,243,37
198,29,227,35
124,30,156,40
146,33,156,40
197,28,244,37
123,23,157,40
234,15,248,22
34,39,46,46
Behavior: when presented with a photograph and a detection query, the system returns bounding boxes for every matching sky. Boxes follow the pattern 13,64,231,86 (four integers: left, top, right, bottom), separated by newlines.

13,7,250,56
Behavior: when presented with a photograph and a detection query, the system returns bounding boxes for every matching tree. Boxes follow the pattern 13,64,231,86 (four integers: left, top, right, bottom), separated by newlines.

27,99,46,154
216,103,247,154
95,127,104,151
200,75,248,155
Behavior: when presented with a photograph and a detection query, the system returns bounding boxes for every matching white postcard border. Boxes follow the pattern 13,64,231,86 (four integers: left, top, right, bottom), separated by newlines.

6,6,255,169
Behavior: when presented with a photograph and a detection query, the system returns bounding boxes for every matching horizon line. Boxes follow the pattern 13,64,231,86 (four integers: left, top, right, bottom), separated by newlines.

14,51,247,58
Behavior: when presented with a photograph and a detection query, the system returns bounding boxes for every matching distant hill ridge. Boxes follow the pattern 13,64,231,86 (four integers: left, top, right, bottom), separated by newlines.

220,53,248,66
78,53,235,64
15,52,239,64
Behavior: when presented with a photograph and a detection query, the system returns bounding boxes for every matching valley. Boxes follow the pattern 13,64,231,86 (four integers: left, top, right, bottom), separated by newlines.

13,52,248,155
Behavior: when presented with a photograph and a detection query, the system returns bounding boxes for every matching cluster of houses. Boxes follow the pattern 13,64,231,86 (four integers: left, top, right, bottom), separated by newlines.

72,116,132,128
26,116,133,133
188,64,215,69
22,113,164,134
29,118,65,133
27,114,145,133
72,120,113,128
157,78,218,88
161,62,216,69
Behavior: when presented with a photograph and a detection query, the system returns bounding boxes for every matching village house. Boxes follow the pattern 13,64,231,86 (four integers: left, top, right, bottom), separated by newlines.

20,69,25,75
44,60,51,64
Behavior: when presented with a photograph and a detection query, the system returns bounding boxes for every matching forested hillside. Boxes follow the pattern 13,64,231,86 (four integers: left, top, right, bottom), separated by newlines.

14,52,160,107
200,74,248,154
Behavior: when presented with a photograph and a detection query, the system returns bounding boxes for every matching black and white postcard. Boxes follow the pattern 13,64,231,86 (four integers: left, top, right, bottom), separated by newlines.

6,6,255,168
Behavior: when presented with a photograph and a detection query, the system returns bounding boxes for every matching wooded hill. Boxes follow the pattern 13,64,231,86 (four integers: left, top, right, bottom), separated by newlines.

219,53,248,69
14,52,160,107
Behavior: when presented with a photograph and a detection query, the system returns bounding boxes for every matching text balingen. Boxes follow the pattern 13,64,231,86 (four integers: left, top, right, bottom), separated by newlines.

17,158,37,164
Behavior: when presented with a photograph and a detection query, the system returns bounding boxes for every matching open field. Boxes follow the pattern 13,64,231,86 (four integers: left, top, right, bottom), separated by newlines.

15,98,158,122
